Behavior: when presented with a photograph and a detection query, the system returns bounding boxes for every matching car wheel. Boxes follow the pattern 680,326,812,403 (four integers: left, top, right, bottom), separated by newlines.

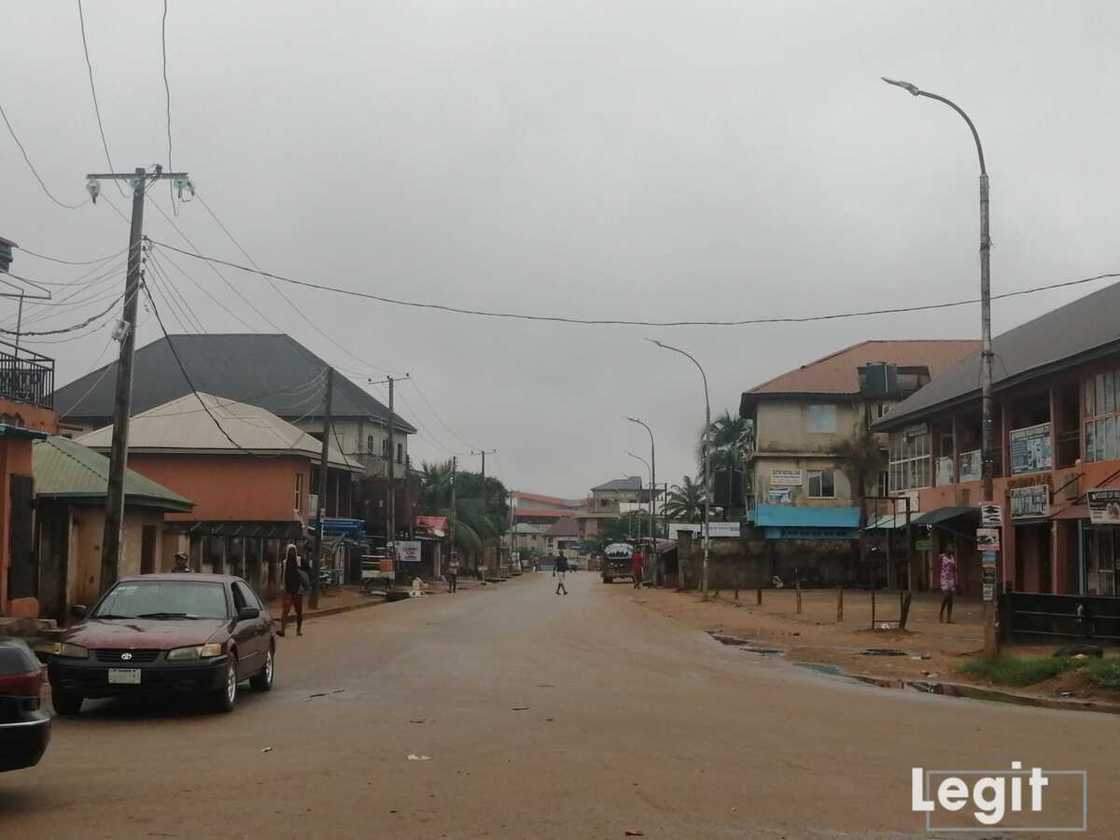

52,690,83,716
250,646,274,692
213,656,238,713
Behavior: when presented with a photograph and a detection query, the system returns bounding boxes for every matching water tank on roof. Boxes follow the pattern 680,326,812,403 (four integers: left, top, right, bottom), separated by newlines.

858,363,898,398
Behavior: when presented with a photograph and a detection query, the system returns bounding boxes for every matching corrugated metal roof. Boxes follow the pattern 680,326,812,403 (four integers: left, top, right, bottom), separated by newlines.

877,281,1120,429
53,333,416,433
76,393,358,471
33,436,192,511
592,476,642,491
753,504,860,528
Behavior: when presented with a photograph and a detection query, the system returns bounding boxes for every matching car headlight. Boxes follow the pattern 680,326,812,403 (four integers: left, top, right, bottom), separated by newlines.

167,643,224,661
53,643,89,659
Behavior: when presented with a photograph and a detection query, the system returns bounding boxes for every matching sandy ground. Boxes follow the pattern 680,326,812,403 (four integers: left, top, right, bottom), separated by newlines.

3,571,1117,839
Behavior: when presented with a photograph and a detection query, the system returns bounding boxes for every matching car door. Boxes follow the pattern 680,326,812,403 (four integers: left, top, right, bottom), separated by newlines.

230,582,261,678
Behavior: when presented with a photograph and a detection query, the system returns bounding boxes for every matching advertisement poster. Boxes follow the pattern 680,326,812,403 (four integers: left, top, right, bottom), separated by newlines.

976,528,1001,552
980,503,1003,527
396,540,422,563
1009,485,1050,519
770,469,803,486
767,487,792,504
959,450,982,482
1087,489,1120,525
1009,423,1053,475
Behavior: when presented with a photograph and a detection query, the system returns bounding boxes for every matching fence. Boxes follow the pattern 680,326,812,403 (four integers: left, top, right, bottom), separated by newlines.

0,342,53,409
1003,592,1120,643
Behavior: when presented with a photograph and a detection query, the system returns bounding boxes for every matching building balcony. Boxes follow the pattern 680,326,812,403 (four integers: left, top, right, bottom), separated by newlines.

0,340,54,414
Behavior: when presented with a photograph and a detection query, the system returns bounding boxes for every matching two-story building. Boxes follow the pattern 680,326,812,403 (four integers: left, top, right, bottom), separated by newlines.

875,281,1120,598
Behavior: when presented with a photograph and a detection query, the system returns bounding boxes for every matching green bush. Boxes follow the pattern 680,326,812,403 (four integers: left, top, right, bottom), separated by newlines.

1084,659,1120,690
960,656,1074,686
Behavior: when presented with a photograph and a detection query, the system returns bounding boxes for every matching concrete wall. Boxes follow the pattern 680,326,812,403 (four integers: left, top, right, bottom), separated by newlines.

754,400,861,454
294,418,409,467
0,435,35,615
678,536,857,590
752,455,856,507
126,453,311,522
69,506,168,607
0,400,58,434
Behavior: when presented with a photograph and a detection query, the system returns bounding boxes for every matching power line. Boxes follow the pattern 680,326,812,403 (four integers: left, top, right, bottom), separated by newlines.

14,244,124,266
55,333,117,420
193,191,399,375
409,378,473,449
151,239,1120,328
160,0,176,216
0,290,124,337
0,102,88,209
146,250,206,333
76,0,124,197
152,245,256,331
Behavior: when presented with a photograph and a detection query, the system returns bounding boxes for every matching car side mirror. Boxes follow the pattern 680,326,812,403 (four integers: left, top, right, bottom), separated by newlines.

237,606,260,621
70,604,87,620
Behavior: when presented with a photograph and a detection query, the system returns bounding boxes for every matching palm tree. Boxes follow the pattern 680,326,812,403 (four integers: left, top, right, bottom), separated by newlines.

418,459,454,510
416,460,509,560
698,411,754,518
664,476,705,522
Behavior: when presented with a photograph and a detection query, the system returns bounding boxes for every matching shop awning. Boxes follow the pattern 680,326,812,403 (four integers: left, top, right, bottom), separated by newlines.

912,506,978,527
1051,504,1089,520
752,505,860,541
864,513,915,530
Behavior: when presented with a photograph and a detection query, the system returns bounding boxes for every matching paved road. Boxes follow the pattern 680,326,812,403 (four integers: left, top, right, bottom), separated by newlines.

3,573,1117,838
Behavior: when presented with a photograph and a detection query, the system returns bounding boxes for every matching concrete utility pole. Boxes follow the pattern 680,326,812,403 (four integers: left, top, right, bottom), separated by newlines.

882,77,999,657
449,455,457,563
649,340,711,598
94,165,189,592
310,368,334,609
388,375,396,566
472,448,497,577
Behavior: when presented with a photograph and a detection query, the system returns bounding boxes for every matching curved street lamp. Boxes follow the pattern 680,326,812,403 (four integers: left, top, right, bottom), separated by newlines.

646,339,711,598
626,416,656,546
882,76,997,656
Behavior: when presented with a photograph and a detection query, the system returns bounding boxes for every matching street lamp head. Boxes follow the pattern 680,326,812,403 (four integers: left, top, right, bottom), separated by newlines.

881,76,921,96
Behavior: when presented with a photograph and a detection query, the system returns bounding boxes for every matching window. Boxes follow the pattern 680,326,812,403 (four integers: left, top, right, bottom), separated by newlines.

367,434,375,453
295,473,304,513
231,582,248,612
1084,371,1120,462
807,470,835,498
396,442,403,464
889,425,931,491
807,404,837,434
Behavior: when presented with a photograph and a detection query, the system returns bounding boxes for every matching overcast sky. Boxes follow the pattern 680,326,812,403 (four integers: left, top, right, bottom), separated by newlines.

4,1,1119,497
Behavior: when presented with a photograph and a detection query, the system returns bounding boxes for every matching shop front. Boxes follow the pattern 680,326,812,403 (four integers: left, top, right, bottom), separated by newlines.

1083,489,1120,595
1008,484,1052,594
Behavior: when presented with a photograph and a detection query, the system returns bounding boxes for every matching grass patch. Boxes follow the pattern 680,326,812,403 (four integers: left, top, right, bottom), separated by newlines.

1084,658,1120,689
960,655,1074,686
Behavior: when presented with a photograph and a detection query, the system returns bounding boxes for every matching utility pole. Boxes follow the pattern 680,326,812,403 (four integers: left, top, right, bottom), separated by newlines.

310,368,334,609
95,165,189,592
387,375,396,568
449,455,457,567
472,448,497,577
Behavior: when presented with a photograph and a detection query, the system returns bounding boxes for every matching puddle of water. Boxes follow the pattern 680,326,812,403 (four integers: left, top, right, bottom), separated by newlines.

861,648,908,657
795,662,843,676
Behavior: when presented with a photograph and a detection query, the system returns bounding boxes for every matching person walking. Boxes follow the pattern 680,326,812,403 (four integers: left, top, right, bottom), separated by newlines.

938,548,958,624
279,544,305,637
555,552,569,596
631,545,644,590
447,554,461,594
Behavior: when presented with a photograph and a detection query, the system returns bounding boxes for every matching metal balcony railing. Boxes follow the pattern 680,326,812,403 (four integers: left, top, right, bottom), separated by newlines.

0,340,53,409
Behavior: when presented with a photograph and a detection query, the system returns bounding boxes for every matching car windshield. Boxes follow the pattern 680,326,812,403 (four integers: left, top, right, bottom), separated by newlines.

91,581,229,620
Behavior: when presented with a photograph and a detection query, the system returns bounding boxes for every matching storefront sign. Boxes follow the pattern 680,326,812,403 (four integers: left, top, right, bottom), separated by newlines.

1087,489,1120,525
669,522,742,539
767,487,792,504
914,538,932,551
770,469,803,486
980,503,1003,527
396,540,422,563
976,528,1001,551
1009,423,1053,475
1009,485,1050,520
959,450,982,482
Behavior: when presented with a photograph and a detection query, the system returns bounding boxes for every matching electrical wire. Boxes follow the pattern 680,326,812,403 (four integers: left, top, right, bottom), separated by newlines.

146,250,206,333
150,240,1120,329
2,290,124,336
0,102,89,209
193,191,399,375
408,378,473,449
76,0,125,197
152,245,257,331
55,333,117,419
13,244,125,267
160,0,176,216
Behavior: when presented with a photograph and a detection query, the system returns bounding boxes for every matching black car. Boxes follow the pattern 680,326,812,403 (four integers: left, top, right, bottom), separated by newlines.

48,574,275,715
0,638,50,772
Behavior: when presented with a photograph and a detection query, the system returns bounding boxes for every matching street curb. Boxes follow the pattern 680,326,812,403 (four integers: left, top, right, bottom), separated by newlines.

269,597,387,625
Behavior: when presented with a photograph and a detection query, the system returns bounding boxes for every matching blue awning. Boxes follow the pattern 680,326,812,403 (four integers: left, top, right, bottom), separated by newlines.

752,504,861,529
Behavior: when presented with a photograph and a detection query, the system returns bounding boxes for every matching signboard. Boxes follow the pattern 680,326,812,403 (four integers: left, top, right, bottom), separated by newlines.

1010,485,1049,520
981,551,998,601
1087,489,1120,525
980,503,1003,527
959,450,982,482
669,522,742,539
1009,423,1053,475
396,540,422,563
767,487,792,504
914,538,932,551
976,528,1001,552
770,469,803,487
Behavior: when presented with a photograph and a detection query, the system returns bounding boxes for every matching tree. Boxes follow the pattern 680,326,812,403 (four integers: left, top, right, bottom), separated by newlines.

664,476,705,522
416,460,510,559
699,411,754,518
834,429,887,507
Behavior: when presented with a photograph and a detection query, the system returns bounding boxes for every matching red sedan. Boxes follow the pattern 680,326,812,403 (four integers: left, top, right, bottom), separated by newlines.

47,574,274,715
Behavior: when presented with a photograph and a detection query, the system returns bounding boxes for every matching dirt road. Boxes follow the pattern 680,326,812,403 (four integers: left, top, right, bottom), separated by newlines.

2,572,1116,838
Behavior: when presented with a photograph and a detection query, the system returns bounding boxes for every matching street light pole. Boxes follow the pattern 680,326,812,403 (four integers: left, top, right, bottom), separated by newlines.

883,77,998,656
648,339,711,598
626,417,656,544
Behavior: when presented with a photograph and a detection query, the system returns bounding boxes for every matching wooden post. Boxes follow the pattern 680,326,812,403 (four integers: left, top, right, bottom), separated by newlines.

900,590,913,631
795,578,802,614
836,586,844,622
756,587,762,605
871,588,877,630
